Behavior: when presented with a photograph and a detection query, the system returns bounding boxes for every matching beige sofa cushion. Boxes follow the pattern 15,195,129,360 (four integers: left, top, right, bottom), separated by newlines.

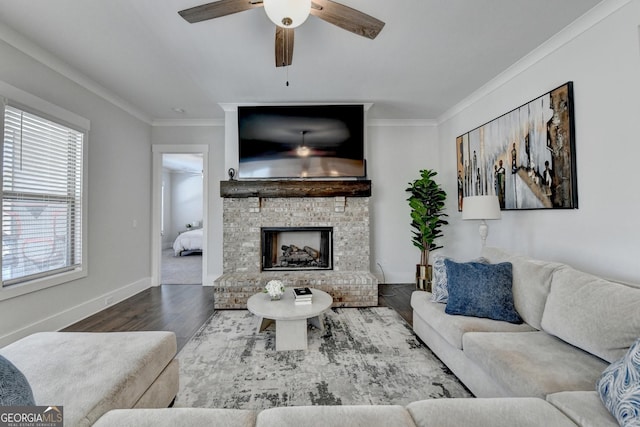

541,265,640,362
410,291,534,350
94,408,257,427
256,405,417,427
406,398,578,427
481,247,562,330
463,331,608,398
0,332,177,427
546,391,618,427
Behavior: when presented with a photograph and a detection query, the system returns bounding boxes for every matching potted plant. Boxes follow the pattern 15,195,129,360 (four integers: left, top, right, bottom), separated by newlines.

406,169,448,291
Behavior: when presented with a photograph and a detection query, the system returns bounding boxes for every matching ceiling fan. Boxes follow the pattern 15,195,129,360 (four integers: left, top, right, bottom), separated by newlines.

178,0,385,67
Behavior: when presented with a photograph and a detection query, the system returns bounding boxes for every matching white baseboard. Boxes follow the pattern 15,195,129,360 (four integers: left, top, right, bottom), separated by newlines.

0,277,151,347
381,271,415,284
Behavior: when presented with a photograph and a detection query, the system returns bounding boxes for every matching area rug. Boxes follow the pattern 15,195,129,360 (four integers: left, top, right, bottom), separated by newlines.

174,307,472,409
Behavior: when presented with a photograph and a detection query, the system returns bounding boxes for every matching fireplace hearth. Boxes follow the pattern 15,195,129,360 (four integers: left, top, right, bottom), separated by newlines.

262,227,332,271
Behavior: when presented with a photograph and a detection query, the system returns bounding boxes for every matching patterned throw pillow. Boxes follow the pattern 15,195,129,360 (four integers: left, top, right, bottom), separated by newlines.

597,337,640,427
444,260,522,324
0,354,36,406
430,255,450,303
430,255,488,303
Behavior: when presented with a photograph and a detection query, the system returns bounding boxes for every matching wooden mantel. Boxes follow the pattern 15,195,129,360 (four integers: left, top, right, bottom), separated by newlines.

220,180,371,198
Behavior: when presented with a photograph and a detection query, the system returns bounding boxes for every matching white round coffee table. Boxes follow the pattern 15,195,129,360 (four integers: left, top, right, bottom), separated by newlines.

247,287,333,351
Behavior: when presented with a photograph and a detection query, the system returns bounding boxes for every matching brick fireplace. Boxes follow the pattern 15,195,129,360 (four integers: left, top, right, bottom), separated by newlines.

213,180,378,308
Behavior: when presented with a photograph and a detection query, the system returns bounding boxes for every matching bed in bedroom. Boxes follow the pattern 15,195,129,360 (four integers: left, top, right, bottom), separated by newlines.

173,228,203,256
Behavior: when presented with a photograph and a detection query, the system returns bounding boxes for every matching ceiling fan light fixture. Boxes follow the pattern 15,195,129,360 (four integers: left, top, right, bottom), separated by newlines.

264,0,311,28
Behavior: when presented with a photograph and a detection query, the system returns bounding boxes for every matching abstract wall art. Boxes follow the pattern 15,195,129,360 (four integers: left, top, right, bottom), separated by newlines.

456,82,578,211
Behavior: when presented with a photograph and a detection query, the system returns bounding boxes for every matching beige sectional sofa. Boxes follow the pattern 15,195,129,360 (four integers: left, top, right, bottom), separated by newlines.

3,247,637,426
93,398,578,427
0,332,580,427
411,246,640,427
0,331,178,427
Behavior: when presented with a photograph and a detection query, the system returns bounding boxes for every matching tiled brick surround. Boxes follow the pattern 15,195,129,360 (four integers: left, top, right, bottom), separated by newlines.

214,195,378,308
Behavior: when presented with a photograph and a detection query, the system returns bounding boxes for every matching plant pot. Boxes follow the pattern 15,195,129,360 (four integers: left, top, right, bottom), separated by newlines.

416,264,433,292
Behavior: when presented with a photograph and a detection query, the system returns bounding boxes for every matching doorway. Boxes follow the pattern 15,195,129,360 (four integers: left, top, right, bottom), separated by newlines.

161,153,203,284
151,145,209,287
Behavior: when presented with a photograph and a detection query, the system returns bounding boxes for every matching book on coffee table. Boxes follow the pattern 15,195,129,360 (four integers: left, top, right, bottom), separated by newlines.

293,287,313,297
293,287,313,303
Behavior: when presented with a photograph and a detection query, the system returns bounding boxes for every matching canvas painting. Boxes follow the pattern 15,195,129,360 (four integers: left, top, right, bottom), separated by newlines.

456,82,577,211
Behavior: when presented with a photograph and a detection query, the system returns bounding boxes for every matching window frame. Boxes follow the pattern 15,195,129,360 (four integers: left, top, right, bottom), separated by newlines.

0,85,89,301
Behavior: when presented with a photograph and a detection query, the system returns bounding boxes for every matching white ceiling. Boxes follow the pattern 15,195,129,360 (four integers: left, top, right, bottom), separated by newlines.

0,0,603,122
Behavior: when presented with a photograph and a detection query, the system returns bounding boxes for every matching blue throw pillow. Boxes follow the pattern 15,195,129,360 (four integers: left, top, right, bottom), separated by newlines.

444,260,522,324
0,354,35,406
597,337,640,426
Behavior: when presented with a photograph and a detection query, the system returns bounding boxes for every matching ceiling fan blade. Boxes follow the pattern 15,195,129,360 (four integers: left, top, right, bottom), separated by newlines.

179,0,263,23
310,0,384,39
275,27,294,67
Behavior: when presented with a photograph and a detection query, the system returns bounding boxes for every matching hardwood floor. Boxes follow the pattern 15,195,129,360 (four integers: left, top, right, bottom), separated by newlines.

63,283,415,352
62,285,216,351
378,283,415,324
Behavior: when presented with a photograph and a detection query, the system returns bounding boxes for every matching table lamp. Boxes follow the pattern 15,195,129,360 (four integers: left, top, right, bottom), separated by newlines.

462,195,501,247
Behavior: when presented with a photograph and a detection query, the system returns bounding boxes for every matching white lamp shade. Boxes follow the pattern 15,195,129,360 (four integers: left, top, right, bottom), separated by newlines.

264,0,311,28
462,195,501,220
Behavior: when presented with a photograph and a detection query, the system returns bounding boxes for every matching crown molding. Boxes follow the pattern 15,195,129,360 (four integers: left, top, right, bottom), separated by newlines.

368,119,437,127
217,102,437,127
219,102,374,112
437,0,632,124
0,22,152,124
151,118,225,127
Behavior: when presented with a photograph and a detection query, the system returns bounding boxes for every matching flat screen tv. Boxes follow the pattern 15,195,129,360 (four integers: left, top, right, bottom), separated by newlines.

238,105,365,179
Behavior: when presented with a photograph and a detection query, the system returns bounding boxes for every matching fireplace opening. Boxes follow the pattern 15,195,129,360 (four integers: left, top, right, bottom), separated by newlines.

261,227,333,271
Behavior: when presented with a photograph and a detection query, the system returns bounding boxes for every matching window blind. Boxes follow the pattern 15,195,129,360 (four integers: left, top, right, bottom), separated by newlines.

2,105,84,286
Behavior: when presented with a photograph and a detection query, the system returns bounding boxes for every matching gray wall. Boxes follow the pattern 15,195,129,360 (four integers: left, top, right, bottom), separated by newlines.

0,39,152,345
437,0,640,284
